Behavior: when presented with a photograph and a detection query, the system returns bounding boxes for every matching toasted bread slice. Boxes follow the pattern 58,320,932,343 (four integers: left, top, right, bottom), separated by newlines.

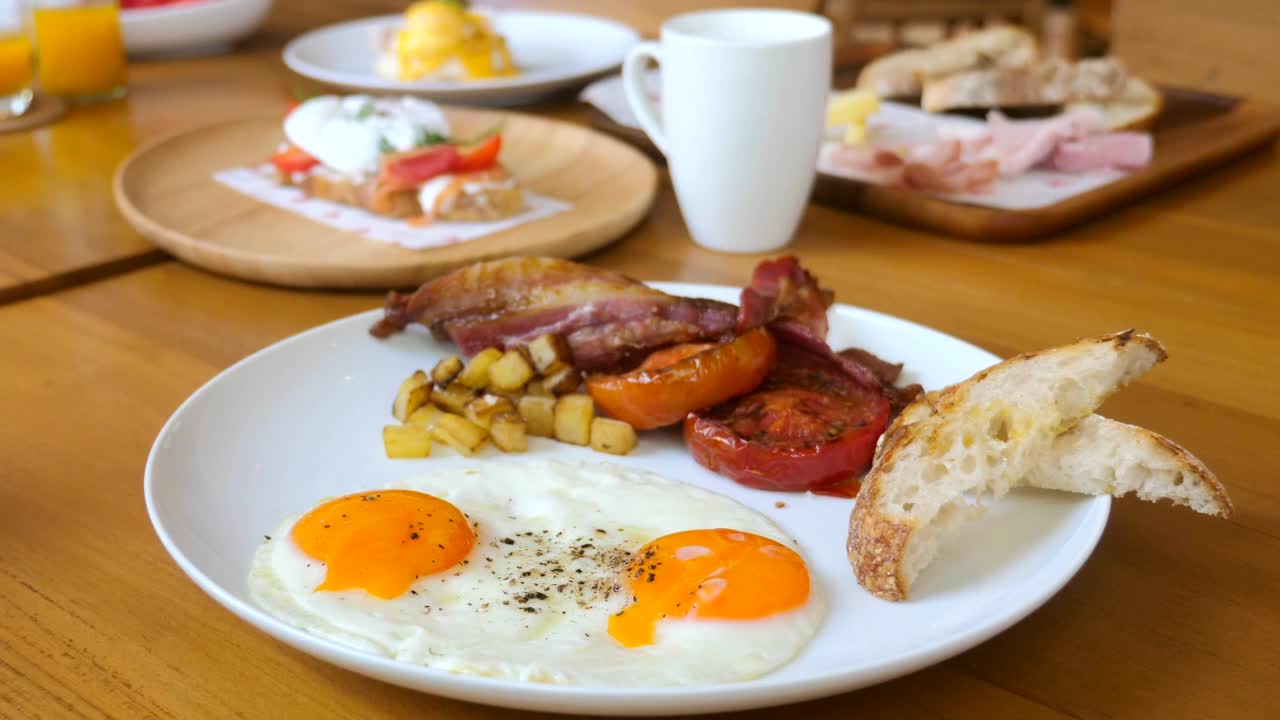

287,168,525,222
1025,414,1231,517
847,330,1167,601
857,27,1038,98
920,58,1131,113
1065,76,1163,131
296,172,420,218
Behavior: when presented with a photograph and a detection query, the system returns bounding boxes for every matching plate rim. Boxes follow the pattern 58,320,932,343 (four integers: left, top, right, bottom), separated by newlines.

282,11,640,99
111,112,659,289
144,284,1110,715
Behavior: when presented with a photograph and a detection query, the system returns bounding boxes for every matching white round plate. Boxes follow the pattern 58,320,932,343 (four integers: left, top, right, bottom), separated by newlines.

121,0,272,57
145,283,1109,716
282,12,640,106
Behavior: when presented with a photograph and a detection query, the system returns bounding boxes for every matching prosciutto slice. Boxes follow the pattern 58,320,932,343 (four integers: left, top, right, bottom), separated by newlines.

369,257,738,371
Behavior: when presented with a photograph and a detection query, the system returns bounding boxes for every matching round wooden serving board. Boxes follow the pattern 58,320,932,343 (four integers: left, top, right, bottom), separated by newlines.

113,109,659,289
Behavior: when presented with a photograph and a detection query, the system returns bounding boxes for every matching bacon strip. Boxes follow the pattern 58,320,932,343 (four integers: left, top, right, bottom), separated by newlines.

738,256,921,415
370,257,738,371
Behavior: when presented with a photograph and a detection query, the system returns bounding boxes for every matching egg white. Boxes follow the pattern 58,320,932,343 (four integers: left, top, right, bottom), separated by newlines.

249,460,826,686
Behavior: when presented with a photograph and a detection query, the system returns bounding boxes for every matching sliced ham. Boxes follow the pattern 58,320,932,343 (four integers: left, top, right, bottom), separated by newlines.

980,108,1107,177
1049,132,1153,172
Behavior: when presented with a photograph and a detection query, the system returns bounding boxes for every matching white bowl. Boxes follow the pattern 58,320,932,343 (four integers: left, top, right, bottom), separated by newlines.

121,0,272,57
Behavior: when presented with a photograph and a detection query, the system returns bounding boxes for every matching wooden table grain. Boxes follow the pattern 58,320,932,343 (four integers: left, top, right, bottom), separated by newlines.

2,1,1279,718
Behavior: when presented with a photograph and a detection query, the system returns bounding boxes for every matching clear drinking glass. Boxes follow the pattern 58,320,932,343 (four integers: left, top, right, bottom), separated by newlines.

28,0,126,103
0,0,34,118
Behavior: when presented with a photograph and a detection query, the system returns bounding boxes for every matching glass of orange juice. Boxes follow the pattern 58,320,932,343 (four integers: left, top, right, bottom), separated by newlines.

28,0,126,103
0,0,33,118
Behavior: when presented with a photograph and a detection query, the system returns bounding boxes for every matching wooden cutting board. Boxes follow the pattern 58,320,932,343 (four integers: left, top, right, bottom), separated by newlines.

590,88,1280,243
114,108,658,289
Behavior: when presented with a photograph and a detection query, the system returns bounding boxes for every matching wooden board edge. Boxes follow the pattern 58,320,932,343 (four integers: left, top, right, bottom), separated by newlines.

112,114,660,290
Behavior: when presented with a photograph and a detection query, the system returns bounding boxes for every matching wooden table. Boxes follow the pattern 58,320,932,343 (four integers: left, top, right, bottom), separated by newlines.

2,3,1278,719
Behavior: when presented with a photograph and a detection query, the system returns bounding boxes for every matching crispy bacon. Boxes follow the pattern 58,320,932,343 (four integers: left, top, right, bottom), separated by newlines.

369,257,738,371
738,255,920,416
738,256,835,337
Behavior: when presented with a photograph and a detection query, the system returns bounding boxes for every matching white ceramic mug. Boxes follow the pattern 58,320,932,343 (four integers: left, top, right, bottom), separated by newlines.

623,9,832,254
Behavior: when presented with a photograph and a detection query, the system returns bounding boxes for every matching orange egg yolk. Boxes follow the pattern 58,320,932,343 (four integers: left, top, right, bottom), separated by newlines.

607,528,810,648
290,490,474,599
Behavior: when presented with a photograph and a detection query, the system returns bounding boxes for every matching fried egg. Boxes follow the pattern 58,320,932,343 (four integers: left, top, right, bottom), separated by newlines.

249,461,825,686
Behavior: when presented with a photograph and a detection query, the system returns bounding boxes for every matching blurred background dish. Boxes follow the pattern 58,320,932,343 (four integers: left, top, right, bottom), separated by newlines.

120,0,272,57
283,10,638,106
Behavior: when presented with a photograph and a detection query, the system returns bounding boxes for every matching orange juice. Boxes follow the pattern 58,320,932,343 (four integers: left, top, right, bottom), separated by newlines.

33,2,127,100
0,32,32,96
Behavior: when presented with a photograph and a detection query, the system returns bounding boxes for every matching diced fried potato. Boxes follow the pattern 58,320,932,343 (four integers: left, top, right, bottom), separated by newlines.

431,382,477,414
464,394,516,430
406,404,447,430
542,366,582,396
382,424,431,458
430,355,464,386
392,370,431,422
518,395,556,437
490,412,528,453
527,334,573,375
430,414,488,456
590,418,637,456
457,347,503,389
553,394,594,446
487,349,536,392
524,379,551,397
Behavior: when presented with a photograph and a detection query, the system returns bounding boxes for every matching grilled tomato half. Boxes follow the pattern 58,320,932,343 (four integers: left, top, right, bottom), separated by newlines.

684,341,890,495
586,328,775,430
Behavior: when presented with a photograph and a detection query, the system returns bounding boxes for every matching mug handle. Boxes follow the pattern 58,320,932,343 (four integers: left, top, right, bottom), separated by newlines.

622,41,668,156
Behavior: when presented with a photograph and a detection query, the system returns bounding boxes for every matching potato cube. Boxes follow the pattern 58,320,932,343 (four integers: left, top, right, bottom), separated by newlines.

490,412,528,453
431,382,477,415
524,379,551,397
457,347,503,389
392,370,430,422
382,424,431,458
542,366,582,396
406,404,447,430
487,349,536,392
553,394,594,446
430,414,488,456
590,418,637,456
430,355,464,386
527,334,573,375
517,395,556,437
464,394,516,430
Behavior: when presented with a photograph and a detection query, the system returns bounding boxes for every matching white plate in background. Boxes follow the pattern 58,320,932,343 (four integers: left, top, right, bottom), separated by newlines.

283,12,639,106
145,283,1109,715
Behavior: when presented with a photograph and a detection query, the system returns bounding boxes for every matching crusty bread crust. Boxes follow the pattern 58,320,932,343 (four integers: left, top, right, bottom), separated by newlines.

848,330,1167,601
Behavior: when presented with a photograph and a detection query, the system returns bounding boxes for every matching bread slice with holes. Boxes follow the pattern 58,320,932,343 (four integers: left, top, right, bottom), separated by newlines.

1025,414,1231,516
847,331,1168,601
856,26,1038,98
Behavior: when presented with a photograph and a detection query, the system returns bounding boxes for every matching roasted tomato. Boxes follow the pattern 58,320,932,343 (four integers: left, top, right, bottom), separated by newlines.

586,328,775,430
684,342,890,494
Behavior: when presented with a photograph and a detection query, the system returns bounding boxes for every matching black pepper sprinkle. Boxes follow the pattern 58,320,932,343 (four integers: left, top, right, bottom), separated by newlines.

410,532,420,539
264,535,271,541
500,537,515,545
